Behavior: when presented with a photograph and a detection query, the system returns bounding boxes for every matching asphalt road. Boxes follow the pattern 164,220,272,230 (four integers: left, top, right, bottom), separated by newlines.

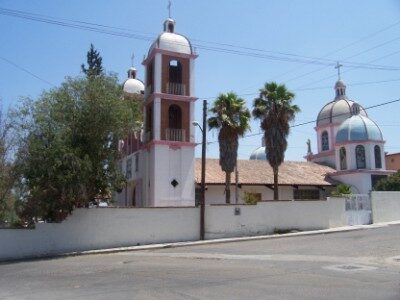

1,225,400,300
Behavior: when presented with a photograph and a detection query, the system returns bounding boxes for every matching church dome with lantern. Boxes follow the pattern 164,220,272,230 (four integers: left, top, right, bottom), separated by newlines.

148,18,194,55
317,79,367,127
123,67,144,96
249,137,268,160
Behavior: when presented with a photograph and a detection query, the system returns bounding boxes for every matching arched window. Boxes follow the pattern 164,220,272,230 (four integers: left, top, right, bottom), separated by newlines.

168,105,182,129
321,131,329,151
340,147,347,170
374,145,382,169
169,60,182,84
356,145,366,169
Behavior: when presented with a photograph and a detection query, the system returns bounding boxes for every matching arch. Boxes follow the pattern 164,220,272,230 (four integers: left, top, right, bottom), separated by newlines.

374,145,382,169
339,147,347,170
321,131,329,151
355,145,366,169
169,60,182,84
168,104,182,129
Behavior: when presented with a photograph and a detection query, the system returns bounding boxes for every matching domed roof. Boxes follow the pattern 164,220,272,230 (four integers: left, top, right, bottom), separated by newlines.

123,67,144,96
149,19,193,55
335,114,383,144
317,79,367,127
249,147,268,160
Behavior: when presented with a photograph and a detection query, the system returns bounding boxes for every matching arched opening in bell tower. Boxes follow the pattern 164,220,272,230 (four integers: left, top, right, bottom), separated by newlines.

167,104,183,141
168,60,184,95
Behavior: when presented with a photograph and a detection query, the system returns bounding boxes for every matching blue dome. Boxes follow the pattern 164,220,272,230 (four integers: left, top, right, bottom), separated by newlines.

249,147,267,160
336,115,383,144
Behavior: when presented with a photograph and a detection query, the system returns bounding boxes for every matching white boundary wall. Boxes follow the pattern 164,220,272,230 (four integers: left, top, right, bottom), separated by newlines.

371,191,400,223
0,198,346,261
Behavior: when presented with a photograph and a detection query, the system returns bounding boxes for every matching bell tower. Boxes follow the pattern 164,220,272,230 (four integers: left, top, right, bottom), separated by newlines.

141,18,198,206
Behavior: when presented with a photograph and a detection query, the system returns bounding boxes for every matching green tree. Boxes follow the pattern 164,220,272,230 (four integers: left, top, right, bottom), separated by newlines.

374,171,400,191
81,44,104,78
208,92,251,204
252,82,300,200
12,75,140,222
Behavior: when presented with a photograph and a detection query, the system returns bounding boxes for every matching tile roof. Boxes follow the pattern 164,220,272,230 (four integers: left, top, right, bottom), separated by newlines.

195,158,336,186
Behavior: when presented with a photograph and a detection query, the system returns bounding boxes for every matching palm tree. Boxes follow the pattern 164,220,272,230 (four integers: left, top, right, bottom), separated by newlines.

252,82,300,200
208,92,251,204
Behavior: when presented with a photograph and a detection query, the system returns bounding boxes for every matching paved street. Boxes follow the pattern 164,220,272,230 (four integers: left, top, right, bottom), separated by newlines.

1,225,400,300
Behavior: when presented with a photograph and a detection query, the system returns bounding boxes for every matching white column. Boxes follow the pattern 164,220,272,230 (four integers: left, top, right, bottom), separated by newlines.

153,98,161,140
154,53,162,93
190,101,195,143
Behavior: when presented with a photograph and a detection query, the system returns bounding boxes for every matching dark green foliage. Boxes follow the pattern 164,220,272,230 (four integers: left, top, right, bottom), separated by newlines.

252,82,300,200
331,183,352,196
374,171,400,191
12,75,140,222
208,92,251,204
81,44,104,78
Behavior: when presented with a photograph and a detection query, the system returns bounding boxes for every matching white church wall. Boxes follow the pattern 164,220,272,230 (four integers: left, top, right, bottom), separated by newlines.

332,173,372,194
371,191,400,223
0,198,347,261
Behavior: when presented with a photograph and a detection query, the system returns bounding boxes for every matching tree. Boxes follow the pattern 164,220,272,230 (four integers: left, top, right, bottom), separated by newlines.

252,82,300,200
208,92,251,204
81,44,104,78
12,75,141,222
374,171,400,191
0,102,17,225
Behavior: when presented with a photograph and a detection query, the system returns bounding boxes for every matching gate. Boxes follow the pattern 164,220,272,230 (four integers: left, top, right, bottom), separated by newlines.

345,194,372,225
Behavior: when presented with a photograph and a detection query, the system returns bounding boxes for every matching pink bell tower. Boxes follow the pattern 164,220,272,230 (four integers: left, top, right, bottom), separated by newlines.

141,18,198,206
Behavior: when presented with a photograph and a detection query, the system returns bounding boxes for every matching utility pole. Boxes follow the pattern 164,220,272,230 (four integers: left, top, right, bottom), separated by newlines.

200,100,207,240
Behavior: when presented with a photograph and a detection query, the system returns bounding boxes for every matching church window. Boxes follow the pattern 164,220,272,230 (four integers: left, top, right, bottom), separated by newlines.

169,60,182,84
321,131,329,151
374,145,382,169
340,147,347,170
356,145,366,169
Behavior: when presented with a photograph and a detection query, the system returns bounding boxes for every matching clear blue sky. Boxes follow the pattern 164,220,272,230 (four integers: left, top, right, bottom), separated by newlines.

1,0,399,160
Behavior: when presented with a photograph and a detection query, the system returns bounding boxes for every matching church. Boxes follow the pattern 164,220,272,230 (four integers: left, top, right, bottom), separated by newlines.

114,17,394,207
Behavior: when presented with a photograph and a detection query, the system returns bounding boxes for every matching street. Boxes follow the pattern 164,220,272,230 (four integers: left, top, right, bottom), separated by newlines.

1,224,400,299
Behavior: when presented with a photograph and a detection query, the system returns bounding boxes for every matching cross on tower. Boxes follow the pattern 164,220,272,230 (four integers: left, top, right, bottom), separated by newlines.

131,52,135,67
167,0,172,18
335,61,343,80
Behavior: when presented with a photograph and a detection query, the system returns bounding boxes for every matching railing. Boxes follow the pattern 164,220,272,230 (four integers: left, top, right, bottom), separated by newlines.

166,128,186,142
144,85,152,98
166,82,186,96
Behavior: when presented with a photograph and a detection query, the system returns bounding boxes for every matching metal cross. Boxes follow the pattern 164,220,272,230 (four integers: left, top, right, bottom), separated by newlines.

168,1,172,18
335,61,343,80
131,52,135,67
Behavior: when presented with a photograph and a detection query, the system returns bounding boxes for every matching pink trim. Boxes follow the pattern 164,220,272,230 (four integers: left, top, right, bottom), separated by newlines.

329,169,396,176
335,139,385,146
143,140,196,149
145,93,197,104
143,48,198,66
309,150,335,159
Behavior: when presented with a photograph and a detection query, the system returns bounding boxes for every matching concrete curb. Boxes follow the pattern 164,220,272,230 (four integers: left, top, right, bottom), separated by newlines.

69,220,400,257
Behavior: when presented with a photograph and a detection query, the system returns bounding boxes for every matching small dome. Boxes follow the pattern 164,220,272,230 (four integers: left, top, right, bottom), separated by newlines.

336,114,383,144
149,19,193,55
123,67,144,95
317,98,367,127
334,80,346,89
123,78,144,95
249,147,268,160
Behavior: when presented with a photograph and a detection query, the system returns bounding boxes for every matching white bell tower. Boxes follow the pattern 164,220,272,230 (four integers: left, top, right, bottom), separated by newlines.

141,18,198,206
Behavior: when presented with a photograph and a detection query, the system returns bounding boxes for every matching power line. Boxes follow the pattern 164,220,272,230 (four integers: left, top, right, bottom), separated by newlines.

205,97,400,144
1,7,400,71
0,56,55,87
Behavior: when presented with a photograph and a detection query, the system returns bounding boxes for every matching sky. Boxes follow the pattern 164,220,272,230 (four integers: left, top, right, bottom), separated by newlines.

0,0,399,161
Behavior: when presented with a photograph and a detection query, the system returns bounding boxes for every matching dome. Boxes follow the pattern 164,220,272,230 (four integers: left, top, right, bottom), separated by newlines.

317,99,367,126
317,79,368,127
123,67,144,95
149,19,193,55
123,78,144,95
335,114,383,144
249,147,268,160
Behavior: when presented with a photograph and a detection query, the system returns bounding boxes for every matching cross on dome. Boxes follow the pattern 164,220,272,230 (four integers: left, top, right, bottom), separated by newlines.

335,61,343,80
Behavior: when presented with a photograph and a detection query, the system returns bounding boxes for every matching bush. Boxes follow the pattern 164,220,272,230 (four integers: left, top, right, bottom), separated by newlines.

243,192,258,205
331,183,352,196
374,171,400,191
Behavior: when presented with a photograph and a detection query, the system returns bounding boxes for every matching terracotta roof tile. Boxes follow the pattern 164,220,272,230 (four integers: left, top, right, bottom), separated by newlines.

195,158,336,186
